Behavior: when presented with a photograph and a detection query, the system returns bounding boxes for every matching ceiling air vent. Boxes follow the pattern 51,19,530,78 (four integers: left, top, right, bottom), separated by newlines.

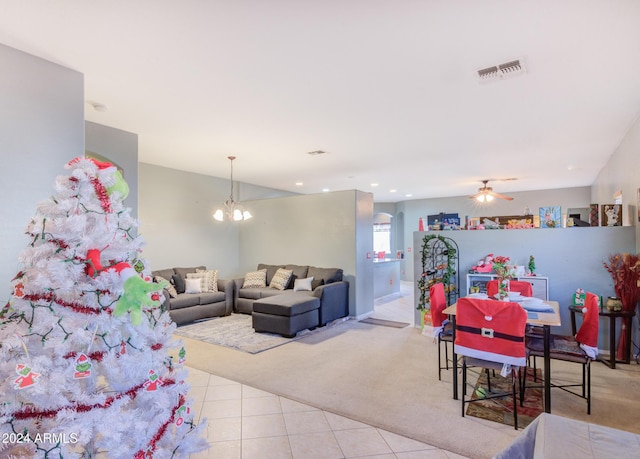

477,58,526,83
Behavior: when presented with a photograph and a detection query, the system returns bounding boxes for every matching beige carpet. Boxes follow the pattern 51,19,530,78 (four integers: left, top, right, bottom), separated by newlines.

177,319,640,459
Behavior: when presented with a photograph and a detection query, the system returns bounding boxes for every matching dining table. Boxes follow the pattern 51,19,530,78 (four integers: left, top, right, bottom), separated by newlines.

443,298,561,413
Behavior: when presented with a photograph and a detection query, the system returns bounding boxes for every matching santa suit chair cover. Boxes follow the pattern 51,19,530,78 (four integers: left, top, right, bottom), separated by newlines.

524,292,599,414
486,280,533,299
429,282,448,337
429,282,453,380
455,297,528,430
575,292,599,359
454,297,528,367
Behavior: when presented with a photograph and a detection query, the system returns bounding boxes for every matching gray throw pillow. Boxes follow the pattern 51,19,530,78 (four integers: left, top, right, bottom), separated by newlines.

172,274,186,294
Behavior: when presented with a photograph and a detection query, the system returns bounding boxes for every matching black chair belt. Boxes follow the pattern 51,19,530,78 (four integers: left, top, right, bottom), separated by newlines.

457,325,524,342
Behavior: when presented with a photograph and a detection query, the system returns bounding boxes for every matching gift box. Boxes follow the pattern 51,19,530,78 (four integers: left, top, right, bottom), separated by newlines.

572,292,586,306
572,289,602,307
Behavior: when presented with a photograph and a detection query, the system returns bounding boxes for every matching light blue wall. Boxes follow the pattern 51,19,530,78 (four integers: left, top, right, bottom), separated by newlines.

85,121,139,218
412,226,636,353
137,163,294,276
138,163,239,275
394,186,592,281
239,190,374,318
355,190,375,318
0,44,84,297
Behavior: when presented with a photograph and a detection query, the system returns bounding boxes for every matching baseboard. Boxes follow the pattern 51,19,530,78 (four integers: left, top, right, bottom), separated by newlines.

355,311,375,321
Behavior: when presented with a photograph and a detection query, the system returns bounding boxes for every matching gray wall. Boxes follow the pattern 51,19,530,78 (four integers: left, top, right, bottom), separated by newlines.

591,113,640,252
355,191,375,318
137,163,295,276
85,121,139,218
0,44,84,296
412,226,636,353
396,186,592,281
137,163,374,317
239,190,374,318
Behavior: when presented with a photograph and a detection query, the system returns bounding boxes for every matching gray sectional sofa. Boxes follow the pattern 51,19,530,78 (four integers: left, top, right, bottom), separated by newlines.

233,264,349,328
151,263,349,337
152,266,234,325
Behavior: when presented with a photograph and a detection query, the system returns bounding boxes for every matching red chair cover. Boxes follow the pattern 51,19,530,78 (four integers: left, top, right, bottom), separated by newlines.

454,297,528,366
486,280,533,298
575,292,599,348
429,283,447,327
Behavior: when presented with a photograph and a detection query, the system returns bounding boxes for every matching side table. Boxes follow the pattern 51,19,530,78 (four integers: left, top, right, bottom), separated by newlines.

569,305,635,369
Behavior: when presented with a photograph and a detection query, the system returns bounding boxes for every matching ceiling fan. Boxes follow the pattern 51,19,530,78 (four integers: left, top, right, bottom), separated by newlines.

470,180,514,202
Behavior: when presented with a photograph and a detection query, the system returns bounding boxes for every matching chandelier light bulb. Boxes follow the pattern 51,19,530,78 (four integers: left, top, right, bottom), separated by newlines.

213,156,253,222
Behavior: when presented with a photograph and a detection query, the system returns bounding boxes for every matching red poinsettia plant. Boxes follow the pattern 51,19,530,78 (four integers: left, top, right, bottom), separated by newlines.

603,253,640,310
492,256,514,279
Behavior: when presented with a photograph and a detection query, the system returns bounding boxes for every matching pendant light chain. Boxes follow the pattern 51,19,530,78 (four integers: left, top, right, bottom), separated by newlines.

213,156,252,222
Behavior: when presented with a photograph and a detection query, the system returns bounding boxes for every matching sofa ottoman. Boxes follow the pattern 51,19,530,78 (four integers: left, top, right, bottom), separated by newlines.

252,293,321,338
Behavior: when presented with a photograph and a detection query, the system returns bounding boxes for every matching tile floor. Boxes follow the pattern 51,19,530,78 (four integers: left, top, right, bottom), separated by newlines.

186,367,468,459
187,282,468,458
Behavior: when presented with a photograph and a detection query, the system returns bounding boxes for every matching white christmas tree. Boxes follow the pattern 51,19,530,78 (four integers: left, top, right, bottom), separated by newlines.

0,157,206,458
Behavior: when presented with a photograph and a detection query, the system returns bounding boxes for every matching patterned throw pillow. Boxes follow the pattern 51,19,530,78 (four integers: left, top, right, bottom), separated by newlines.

196,268,219,292
269,268,293,290
154,275,177,298
186,272,207,292
242,269,267,288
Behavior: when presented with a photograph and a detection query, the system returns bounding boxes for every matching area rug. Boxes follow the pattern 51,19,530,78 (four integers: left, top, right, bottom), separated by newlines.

359,318,410,328
466,367,543,429
173,313,349,354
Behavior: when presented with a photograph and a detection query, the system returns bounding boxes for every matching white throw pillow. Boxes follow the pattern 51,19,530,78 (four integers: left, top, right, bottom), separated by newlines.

184,277,202,294
293,276,314,292
269,268,293,290
186,272,207,292
242,269,267,288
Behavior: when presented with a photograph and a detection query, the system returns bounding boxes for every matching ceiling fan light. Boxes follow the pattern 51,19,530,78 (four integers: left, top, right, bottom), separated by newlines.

485,194,494,202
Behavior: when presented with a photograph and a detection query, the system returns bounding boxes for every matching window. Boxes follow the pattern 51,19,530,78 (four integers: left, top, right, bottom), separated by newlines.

373,222,391,254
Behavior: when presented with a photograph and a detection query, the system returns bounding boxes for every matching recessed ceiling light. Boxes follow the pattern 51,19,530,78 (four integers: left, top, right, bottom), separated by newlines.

370,183,379,187
322,188,330,192
295,182,304,186
390,189,397,193
405,193,413,198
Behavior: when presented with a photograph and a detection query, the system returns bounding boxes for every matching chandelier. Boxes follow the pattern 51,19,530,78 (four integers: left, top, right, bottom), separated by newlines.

213,156,252,222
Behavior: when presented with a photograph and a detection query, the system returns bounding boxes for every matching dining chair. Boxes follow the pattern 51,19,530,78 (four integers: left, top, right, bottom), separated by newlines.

523,292,599,414
455,297,528,429
429,282,453,380
486,280,533,298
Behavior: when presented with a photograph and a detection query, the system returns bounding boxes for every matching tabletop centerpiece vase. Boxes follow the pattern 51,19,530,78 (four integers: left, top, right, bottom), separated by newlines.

493,256,514,301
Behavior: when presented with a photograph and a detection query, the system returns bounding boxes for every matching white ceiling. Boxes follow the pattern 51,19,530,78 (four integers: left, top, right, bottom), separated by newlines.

2,1,640,202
